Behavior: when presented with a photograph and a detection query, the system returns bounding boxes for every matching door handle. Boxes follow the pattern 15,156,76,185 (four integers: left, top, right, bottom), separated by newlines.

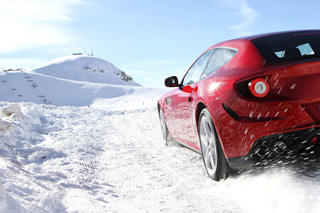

165,97,171,106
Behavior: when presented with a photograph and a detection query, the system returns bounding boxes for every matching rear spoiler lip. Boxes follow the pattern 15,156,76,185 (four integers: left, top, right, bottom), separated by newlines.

263,58,320,73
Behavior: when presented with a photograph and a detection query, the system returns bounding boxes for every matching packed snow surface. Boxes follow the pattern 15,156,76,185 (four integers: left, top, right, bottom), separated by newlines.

1,93,320,212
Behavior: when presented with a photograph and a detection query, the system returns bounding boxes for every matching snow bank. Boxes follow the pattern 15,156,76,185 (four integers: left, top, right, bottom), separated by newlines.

0,103,67,212
0,119,11,132
0,182,7,212
0,158,28,213
1,104,22,117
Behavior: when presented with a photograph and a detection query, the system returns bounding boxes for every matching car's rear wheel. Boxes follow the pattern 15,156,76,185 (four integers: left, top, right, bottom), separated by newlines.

199,108,228,181
159,108,172,146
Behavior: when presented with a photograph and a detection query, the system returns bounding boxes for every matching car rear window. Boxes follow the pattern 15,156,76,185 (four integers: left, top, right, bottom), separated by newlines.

252,31,320,63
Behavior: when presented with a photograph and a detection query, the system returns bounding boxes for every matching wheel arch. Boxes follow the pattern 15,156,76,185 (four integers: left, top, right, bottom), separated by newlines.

157,99,165,117
195,101,228,158
196,102,207,131
157,102,161,115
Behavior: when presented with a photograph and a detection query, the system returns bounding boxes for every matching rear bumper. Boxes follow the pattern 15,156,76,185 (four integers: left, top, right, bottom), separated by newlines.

209,89,319,159
227,125,320,169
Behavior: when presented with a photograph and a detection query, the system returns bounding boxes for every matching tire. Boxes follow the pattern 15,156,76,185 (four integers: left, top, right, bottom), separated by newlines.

159,108,173,146
198,108,228,181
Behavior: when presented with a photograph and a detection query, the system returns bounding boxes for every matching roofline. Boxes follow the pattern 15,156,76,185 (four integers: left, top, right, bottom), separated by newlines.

240,29,320,40
201,29,320,58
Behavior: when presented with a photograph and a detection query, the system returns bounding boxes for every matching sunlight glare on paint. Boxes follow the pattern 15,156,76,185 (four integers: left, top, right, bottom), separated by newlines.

209,82,221,92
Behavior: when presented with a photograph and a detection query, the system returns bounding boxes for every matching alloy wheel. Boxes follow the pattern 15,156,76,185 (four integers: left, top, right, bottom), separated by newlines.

199,114,218,177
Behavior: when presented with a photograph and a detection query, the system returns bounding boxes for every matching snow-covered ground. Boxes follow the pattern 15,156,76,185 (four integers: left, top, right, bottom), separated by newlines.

1,55,320,212
1,94,320,212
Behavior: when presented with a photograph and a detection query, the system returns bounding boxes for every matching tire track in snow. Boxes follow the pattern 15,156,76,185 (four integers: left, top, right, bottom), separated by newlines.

95,109,241,212
51,106,320,213
65,125,119,212
36,107,121,213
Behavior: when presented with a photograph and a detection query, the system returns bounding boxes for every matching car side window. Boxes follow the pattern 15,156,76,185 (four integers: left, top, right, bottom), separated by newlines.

182,50,213,86
202,48,237,78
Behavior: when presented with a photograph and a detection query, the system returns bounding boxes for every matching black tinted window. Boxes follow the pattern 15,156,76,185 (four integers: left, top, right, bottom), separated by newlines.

252,31,320,63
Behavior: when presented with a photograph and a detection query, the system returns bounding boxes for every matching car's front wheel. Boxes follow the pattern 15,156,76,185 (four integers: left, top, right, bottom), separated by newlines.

199,108,228,181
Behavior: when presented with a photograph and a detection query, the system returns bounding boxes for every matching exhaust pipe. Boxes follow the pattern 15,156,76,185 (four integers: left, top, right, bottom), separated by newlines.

273,141,286,155
254,144,270,158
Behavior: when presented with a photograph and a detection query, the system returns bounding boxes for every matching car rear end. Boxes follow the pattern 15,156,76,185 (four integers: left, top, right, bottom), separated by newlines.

252,31,320,158
219,31,320,168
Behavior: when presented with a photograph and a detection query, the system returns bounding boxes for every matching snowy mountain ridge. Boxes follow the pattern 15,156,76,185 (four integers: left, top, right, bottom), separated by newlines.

0,55,143,106
32,55,140,86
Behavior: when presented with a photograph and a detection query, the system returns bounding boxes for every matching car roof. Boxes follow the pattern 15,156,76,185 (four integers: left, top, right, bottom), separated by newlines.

206,30,320,50
241,29,320,40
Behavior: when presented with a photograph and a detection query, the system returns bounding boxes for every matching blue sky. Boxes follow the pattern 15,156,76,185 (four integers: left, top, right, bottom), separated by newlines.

0,0,319,87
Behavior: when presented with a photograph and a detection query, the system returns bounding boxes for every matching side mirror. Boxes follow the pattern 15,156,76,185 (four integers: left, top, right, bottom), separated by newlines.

164,76,179,87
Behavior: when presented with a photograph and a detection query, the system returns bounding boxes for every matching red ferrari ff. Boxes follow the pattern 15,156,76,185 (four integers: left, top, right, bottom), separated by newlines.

158,30,320,181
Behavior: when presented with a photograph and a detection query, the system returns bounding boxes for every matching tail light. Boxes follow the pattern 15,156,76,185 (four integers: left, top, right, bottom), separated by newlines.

248,78,270,98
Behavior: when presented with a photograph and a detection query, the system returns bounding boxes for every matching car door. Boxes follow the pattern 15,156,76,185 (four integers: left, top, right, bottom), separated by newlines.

170,50,213,143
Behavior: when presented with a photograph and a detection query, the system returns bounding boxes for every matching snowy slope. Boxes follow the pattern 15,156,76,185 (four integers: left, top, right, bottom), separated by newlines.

32,55,140,86
1,91,320,212
0,55,141,106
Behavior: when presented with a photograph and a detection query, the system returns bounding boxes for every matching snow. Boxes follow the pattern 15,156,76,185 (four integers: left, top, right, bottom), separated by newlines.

0,96,320,212
218,170,320,213
1,55,320,212
0,55,141,106
1,104,22,117
32,55,140,86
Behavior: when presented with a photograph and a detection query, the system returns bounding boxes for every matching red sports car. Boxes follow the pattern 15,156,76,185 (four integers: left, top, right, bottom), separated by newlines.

158,30,320,181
